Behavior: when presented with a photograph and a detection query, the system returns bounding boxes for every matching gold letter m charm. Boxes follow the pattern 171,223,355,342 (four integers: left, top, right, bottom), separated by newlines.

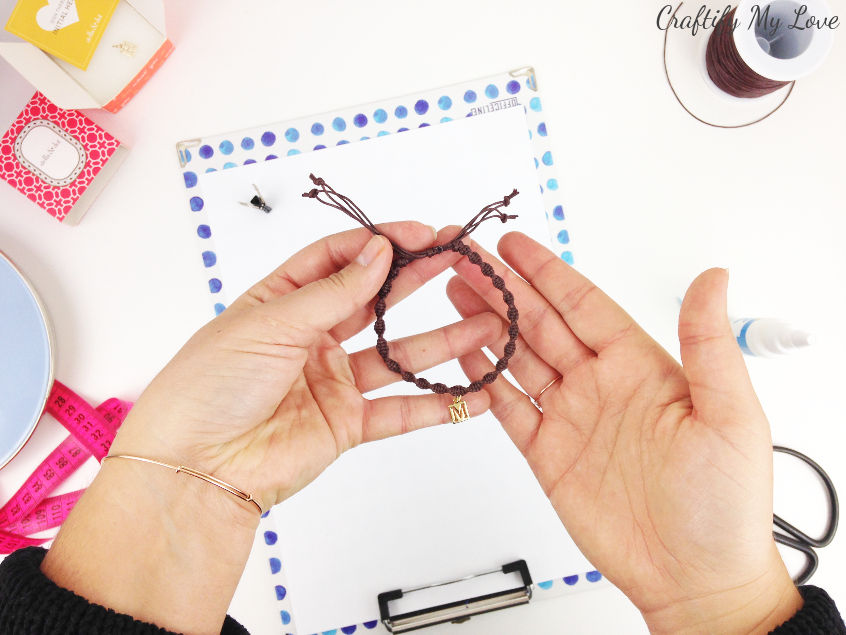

448,396,470,423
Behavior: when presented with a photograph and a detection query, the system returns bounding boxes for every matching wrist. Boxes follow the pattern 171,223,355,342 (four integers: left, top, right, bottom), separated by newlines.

640,555,803,635
109,408,268,517
99,451,262,534
42,452,258,634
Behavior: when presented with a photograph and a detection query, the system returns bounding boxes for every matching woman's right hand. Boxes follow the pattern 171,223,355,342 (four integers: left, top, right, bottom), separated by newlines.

447,231,801,634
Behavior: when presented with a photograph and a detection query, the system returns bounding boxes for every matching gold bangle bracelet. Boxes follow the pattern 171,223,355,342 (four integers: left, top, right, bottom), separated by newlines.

103,454,263,515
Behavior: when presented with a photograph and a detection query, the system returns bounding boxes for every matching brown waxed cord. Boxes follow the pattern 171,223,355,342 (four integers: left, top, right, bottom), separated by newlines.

302,174,519,397
705,7,792,98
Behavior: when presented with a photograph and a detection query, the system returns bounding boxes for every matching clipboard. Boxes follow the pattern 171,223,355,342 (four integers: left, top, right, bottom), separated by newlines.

175,67,603,635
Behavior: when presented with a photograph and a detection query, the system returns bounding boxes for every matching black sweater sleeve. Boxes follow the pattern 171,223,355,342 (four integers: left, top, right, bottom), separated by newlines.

0,547,249,634
771,585,846,634
3,547,845,634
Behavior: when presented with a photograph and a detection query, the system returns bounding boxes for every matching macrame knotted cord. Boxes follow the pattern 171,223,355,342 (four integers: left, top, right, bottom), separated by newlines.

302,174,520,398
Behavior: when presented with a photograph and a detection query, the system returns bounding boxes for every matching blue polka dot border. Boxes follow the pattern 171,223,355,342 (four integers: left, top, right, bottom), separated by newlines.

181,67,571,332
532,570,605,593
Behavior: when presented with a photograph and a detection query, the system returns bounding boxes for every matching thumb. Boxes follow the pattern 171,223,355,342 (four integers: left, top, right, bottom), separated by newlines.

678,268,763,425
268,234,393,335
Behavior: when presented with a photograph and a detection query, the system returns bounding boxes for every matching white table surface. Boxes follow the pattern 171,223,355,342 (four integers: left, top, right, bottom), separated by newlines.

1,1,844,633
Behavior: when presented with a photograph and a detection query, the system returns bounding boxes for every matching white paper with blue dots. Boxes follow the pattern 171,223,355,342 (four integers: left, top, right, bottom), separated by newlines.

178,69,599,635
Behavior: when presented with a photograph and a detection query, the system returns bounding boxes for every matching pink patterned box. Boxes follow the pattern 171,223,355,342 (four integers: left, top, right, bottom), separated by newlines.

0,92,127,224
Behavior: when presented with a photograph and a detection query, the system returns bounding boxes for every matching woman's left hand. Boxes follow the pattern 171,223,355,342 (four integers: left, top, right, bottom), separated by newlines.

111,222,498,515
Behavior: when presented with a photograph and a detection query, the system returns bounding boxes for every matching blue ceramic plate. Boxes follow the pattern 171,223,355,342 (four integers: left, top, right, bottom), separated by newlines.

0,252,53,469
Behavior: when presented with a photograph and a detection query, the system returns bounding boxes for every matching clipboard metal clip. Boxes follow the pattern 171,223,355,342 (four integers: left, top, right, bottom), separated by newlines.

378,560,533,633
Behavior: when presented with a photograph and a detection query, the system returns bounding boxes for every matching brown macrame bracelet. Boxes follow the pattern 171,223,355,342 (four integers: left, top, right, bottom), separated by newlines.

302,174,520,420
374,244,519,398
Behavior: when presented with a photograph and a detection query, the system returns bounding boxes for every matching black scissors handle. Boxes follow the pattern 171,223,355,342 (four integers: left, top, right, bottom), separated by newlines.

772,446,840,585
774,531,819,584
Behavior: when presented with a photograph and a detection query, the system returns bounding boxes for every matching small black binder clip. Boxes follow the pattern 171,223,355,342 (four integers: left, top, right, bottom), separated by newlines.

240,184,272,213
378,560,533,633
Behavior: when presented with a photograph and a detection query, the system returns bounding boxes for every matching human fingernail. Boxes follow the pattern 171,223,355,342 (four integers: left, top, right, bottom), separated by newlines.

356,235,385,267
427,225,438,241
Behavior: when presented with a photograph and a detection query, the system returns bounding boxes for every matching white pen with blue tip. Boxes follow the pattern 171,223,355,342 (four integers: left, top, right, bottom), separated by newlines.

730,317,814,358
675,297,814,358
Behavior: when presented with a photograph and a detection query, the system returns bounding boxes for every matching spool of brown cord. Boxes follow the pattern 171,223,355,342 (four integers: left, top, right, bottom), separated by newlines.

705,8,792,98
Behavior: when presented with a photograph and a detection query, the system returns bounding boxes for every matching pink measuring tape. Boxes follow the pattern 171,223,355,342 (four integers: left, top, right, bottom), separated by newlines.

0,380,131,554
